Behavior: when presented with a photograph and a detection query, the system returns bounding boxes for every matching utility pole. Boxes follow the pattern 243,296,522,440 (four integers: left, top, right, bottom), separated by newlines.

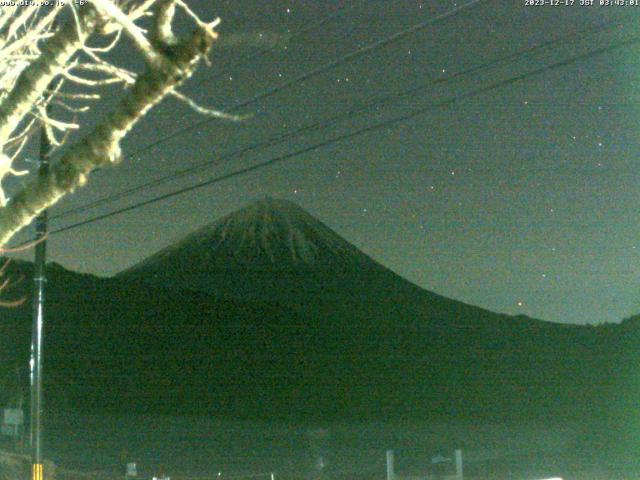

30,100,52,480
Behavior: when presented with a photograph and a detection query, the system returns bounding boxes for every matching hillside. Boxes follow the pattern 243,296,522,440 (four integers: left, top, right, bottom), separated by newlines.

0,199,634,435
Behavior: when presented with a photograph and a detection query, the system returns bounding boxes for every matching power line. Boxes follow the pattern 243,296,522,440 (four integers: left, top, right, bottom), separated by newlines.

47,35,640,238
113,0,488,161
52,17,624,221
52,0,488,221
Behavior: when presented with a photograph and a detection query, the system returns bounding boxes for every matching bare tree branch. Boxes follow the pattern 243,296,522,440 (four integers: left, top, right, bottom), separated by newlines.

0,7,100,149
91,0,160,65
0,6,220,246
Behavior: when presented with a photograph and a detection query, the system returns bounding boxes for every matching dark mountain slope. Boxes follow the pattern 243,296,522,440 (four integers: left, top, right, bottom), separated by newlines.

118,198,551,332
0,199,629,427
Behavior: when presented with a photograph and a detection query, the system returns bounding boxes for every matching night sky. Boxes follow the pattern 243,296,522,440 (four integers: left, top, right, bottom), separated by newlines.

9,0,640,325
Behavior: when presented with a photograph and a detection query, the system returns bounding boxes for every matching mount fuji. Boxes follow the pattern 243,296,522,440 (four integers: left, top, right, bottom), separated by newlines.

118,197,527,330
0,198,633,428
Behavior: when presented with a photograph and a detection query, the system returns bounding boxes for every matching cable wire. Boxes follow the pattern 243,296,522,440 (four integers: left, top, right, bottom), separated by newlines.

108,0,489,163
47,35,640,237
51,16,625,221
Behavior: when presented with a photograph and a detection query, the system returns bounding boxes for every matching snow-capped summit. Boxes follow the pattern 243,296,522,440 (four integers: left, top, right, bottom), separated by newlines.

124,196,367,270
199,196,367,265
119,197,391,297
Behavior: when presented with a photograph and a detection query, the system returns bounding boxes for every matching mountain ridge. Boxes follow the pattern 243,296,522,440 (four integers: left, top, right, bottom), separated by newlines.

117,197,557,330
0,198,634,436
